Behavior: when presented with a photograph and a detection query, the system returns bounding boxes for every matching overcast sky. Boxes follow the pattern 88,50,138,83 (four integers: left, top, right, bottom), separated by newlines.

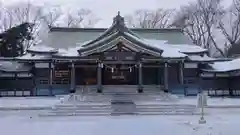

1,0,232,27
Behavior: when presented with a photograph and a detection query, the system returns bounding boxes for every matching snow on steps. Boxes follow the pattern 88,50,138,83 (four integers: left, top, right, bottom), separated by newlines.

39,103,198,117
66,91,178,103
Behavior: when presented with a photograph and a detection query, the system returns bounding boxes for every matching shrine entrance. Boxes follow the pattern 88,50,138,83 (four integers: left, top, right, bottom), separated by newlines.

102,64,137,85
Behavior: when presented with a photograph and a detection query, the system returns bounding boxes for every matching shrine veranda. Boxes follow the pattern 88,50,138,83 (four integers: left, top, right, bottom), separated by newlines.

0,13,240,97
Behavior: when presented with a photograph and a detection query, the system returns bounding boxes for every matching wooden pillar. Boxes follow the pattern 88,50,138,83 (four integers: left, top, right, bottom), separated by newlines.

97,63,102,93
179,61,184,84
214,73,217,95
32,62,36,96
158,64,161,89
138,62,143,93
228,73,232,96
70,62,76,93
164,62,168,92
14,73,17,96
49,62,53,96
197,63,201,94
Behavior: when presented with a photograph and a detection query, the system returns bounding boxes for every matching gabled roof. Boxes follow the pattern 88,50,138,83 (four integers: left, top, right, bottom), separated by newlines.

28,12,209,60
45,21,192,50
77,12,163,57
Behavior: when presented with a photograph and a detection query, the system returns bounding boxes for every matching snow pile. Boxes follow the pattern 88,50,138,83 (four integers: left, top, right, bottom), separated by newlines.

209,58,240,72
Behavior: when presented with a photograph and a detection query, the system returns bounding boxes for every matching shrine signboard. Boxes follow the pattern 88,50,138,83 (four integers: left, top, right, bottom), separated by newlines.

104,51,136,61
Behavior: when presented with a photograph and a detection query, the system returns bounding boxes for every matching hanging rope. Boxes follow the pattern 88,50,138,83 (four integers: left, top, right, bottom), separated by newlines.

101,63,138,73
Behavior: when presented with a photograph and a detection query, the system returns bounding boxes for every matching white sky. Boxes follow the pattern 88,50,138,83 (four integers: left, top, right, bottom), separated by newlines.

1,0,232,27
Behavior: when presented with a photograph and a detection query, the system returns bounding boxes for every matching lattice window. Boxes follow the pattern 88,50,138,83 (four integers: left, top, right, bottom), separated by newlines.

53,70,70,84
39,79,49,84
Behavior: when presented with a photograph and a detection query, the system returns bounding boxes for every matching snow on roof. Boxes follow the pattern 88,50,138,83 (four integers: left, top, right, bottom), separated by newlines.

142,39,186,58
209,58,240,72
27,45,58,53
55,46,80,57
15,53,51,60
0,61,31,72
76,40,92,46
27,36,205,59
142,39,207,54
170,44,207,54
188,54,216,62
144,39,168,45
149,42,187,58
161,50,187,58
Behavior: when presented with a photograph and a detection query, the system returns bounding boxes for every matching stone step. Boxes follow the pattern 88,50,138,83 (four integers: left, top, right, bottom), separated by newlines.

51,110,112,114
54,104,111,108
138,112,198,115
111,112,138,116
52,107,112,111
135,104,196,108
40,110,197,117
39,112,111,117
136,108,195,112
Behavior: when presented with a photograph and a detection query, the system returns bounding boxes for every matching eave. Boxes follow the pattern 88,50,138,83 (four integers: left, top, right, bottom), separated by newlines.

27,50,58,55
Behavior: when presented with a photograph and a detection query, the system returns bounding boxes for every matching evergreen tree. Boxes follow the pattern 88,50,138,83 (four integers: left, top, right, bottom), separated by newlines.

0,23,34,57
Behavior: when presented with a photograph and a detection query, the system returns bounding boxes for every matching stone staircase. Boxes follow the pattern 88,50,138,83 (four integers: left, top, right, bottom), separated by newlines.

39,85,197,117
71,85,177,103
39,92,197,117
39,102,197,117
39,103,112,116
111,101,137,115
136,104,197,115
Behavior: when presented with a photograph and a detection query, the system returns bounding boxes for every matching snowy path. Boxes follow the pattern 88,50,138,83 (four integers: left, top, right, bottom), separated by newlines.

0,115,239,135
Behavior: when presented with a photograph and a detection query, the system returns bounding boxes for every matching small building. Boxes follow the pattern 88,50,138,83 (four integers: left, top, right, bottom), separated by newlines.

0,13,238,97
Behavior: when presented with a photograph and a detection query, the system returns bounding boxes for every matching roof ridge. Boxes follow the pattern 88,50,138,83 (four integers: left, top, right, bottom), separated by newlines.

49,27,182,33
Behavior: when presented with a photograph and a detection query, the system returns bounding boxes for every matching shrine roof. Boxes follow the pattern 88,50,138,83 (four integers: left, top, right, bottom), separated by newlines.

0,61,32,72
32,12,208,59
27,45,58,54
203,58,240,72
15,53,52,61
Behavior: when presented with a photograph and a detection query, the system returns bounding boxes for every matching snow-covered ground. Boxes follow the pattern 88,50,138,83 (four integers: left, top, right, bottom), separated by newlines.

0,96,240,135
0,114,239,135
0,97,59,108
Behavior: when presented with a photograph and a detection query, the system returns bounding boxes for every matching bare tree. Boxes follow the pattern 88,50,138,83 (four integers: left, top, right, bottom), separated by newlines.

0,6,15,32
172,0,226,57
62,8,100,28
218,0,240,56
0,2,48,50
125,8,175,28
41,4,63,27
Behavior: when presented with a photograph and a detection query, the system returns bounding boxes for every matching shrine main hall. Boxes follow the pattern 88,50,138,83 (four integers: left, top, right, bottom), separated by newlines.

0,13,240,97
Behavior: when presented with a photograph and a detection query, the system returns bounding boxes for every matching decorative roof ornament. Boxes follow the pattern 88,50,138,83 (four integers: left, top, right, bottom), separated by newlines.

113,11,125,27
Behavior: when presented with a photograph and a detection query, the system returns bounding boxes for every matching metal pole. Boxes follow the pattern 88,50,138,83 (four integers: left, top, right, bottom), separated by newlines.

199,92,206,124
